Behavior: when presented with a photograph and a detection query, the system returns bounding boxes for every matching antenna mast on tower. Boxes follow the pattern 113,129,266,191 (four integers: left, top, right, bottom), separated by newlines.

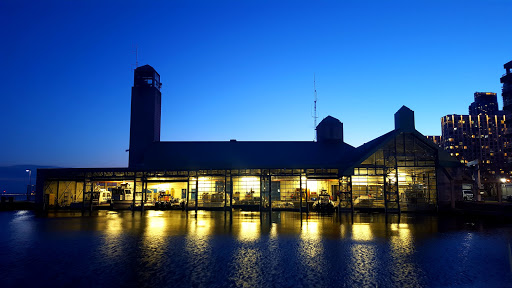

135,45,139,68
313,73,318,141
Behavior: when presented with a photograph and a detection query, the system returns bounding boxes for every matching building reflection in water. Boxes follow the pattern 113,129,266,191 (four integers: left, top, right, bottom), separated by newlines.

238,212,260,242
230,212,262,287
348,223,377,286
87,210,440,286
298,217,327,286
100,211,124,260
352,223,373,241
388,223,423,286
140,210,169,273
185,211,213,286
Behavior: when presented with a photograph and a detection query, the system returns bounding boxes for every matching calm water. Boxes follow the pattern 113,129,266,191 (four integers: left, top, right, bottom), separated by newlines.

1,210,511,288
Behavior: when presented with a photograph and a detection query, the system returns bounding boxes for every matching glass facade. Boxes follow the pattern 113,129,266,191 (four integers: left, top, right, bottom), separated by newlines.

353,133,437,211
38,133,440,212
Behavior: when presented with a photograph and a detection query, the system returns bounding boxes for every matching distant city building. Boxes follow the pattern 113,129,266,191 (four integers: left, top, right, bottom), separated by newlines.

469,92,498,115
426,136,442,147
440,113,510,179
433,61,512,182
501,61,512,120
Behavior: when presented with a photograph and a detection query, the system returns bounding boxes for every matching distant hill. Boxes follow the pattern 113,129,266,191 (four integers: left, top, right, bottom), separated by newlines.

0,165,59,194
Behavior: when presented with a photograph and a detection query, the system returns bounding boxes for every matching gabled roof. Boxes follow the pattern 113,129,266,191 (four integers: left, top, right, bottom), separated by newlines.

317,115,342,127
143,141,357,171
340,129,461,175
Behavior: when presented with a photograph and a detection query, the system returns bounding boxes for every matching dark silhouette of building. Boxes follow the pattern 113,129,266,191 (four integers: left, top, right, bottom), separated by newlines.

36,65,464,212
128,65,162,168
469,92,498,115
316,116,343,143
502,61,512,138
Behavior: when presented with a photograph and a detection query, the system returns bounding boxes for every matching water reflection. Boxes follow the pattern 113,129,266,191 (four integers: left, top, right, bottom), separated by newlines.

185,211,213,286
2,210,511,287
352,223,373,241
239,219,259,242
100,211,124,260
389,223,423,287
299,217,326,286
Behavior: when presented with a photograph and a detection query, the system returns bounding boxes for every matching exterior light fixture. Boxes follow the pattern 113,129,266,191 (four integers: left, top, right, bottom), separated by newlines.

26,169,31,201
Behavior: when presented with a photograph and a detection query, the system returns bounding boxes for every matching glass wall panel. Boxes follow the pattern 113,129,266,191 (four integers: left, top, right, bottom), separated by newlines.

352,175,385,208
146,182,187,208
306,179,339,202
188,178,197,208
338,176,352,209
233,176,260,206
197,176,225,208
271,176,300,209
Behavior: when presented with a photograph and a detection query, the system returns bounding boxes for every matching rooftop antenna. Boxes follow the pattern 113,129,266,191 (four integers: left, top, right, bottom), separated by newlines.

135,45,139,68
313,73,318,141
131,45,139,70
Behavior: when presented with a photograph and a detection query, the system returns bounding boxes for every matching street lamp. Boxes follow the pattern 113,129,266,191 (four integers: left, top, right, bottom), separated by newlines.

26,169,31,201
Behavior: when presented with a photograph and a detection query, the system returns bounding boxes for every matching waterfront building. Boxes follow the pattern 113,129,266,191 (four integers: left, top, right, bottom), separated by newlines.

36,65,463,212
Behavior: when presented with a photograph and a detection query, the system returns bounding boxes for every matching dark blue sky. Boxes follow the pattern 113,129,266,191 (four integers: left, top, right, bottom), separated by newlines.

1,0,510,167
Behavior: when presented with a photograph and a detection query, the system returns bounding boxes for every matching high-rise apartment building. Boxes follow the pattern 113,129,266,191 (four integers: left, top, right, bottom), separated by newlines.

502,61,512,134
433,61,512,181
469,92,498,115
440,113,509,180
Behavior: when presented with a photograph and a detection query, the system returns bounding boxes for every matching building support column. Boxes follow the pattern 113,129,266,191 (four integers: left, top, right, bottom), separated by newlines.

186,176,190,211
230,174,233,208
132,176,136,211
224,174,227,210
259,175,263,211
337,178,341,215
299,174,303,214
82,179,86,212
195,176,199,213
305,176,309,214
89,180,94,212
56,181,60,209
141,177,146,213
269,172,272,212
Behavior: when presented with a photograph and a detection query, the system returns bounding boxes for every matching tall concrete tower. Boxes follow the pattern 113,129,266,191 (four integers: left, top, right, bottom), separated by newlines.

128,65,162,168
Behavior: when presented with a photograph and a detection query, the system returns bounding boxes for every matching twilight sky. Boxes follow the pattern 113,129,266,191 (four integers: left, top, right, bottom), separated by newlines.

1,0,510,168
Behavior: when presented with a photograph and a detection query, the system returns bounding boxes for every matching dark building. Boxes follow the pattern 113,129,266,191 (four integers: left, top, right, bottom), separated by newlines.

469,92,498,115
36,65,464,212
501,61,512,119
426,136,442,147
129,65,162,168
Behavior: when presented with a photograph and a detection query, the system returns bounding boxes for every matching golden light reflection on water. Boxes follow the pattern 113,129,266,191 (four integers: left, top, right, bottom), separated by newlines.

139,210,171,273
236,212,260,242
389,222,421,286
231,247,262,287
349,243,377,285
101,212,123,259
185,214,214,285
299,218,325,280
352,223,373,241
239,221,259,242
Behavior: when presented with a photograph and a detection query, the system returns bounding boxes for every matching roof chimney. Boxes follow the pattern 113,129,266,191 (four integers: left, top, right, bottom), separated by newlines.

394,106,415,132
